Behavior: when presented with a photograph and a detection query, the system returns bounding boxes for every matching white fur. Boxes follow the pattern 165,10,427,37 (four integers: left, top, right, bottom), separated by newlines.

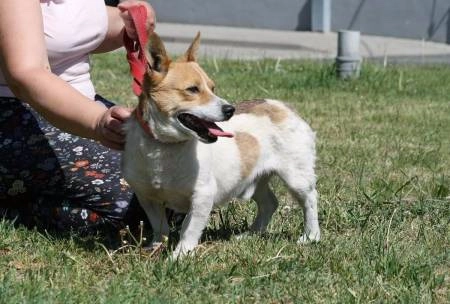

122,98,320,258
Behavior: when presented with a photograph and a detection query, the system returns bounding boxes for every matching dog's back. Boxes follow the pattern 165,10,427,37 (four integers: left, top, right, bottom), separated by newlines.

207,99,316,204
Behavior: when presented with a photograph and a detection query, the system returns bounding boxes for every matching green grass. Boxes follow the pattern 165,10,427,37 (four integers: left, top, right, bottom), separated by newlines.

1,51,449,303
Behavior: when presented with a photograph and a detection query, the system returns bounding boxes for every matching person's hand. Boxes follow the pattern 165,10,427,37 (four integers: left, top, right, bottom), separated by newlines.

94,106,132,150
118,0,155,40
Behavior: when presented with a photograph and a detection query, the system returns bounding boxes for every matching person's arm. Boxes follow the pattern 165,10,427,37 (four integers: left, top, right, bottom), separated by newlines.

0,0,129,150
94,0,155,53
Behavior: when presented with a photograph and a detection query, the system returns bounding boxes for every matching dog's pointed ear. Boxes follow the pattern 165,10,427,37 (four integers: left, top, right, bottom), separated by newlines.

179,32,201,62
146,32,171,74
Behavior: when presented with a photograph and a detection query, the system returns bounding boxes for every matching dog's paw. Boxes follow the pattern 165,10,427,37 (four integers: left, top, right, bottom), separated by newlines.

297,232,321,244
234,232,250,241
171,243,195,259
171,249,185,260
144,242,163,251
141,242,167,258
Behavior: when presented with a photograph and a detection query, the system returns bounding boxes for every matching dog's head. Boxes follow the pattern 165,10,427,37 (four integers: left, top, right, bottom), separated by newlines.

140,32,234,143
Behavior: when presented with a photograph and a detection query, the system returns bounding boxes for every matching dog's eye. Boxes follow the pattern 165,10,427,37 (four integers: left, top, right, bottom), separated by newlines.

211,86,215,92
186,86,200,94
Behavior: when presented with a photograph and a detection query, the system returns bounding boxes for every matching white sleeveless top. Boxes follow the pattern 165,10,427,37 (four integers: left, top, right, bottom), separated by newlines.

0,0,108,99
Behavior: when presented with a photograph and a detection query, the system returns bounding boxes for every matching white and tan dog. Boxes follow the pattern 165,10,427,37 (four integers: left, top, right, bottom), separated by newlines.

122,33,320,257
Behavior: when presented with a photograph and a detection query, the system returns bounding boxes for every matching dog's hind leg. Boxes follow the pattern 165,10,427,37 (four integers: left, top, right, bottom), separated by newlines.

249,177,279,233
279,171,320,243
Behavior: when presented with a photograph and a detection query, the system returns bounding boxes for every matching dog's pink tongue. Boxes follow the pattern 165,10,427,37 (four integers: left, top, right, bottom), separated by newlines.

208,127,234,138
202,120,234,138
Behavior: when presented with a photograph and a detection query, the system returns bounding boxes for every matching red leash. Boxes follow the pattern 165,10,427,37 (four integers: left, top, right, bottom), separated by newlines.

123,6,153,136
123,5,149,96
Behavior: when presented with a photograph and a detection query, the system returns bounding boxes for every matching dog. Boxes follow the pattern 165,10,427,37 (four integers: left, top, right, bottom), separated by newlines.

122,32,320,257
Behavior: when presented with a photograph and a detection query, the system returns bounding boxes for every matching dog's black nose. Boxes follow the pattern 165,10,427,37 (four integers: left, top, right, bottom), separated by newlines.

222,105,235,120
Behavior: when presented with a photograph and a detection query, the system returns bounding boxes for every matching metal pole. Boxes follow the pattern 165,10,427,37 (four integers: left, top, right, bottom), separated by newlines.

311,0,331,32
336,30,361,79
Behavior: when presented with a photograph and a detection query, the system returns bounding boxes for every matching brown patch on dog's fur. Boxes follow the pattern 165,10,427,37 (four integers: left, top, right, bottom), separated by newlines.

235,99,288,124
235,132,260,178
235,99,266,114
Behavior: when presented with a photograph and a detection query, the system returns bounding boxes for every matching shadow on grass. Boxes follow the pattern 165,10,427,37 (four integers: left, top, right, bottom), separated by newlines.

2,203,300,254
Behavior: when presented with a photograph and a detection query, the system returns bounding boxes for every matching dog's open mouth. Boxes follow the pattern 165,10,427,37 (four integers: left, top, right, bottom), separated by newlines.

177,113,233,143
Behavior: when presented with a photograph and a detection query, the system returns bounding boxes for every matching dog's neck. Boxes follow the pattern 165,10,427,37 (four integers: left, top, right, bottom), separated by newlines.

135,96,192,143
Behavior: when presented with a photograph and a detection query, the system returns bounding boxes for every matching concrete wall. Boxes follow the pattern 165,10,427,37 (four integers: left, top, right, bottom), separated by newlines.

151,0,311,31
333,0,450,43
150,0,450,43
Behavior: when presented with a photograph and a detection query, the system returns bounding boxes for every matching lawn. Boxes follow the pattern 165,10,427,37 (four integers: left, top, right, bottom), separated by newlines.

0,51,449,303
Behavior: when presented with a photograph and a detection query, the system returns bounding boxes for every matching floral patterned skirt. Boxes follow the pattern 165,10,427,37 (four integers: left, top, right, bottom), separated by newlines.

0,96,146,235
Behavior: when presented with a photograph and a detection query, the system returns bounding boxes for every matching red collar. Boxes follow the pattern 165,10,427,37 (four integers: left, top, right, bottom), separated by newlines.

123,6,153,137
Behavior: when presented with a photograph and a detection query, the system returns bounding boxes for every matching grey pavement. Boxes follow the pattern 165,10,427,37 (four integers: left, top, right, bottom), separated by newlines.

157,22,450,64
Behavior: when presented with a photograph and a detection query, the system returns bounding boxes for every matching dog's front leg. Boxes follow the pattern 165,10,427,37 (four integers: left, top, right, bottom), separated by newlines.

135,194,169,249
172,193,214,258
